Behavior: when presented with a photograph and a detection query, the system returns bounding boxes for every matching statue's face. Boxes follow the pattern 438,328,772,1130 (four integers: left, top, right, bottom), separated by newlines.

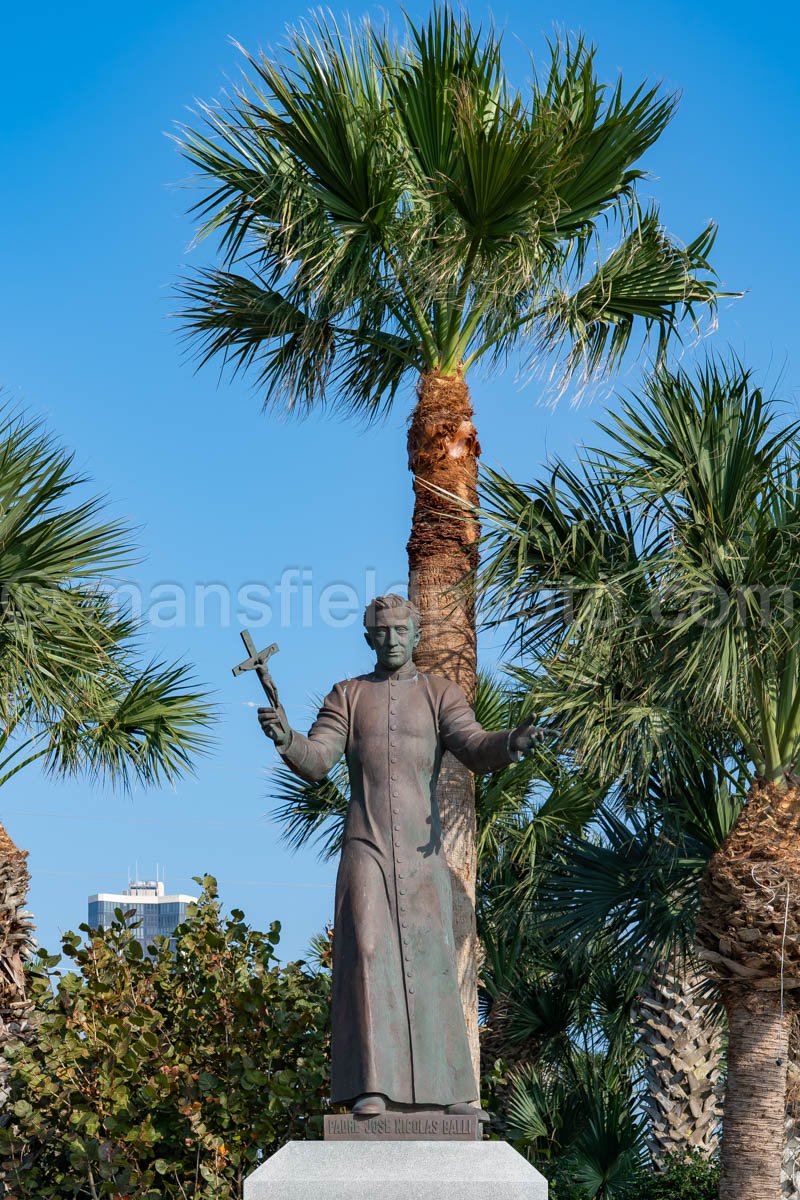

365,610,420,670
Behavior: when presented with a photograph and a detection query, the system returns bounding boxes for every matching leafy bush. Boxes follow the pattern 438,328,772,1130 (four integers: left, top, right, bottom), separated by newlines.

634,1153,720,1199
0,876,330,1198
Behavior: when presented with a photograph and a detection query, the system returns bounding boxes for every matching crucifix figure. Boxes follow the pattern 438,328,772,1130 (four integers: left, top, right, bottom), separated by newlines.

257,594,542,1120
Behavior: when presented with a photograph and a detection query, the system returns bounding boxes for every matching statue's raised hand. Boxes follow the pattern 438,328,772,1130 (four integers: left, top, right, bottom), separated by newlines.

258,697,292,748
508,715,551,758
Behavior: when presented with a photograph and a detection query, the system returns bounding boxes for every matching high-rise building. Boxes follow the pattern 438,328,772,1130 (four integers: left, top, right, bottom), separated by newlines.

87,878,198,953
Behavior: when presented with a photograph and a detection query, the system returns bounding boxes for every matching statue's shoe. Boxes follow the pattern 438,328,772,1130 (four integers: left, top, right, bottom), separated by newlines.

352,1093,387,1117
445,1102,490,1124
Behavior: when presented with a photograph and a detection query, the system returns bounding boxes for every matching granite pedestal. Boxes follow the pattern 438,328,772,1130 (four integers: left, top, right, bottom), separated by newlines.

243,1140,548,1200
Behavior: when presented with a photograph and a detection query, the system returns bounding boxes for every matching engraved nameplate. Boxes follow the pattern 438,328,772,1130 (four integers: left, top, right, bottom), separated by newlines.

324,1111,480,1141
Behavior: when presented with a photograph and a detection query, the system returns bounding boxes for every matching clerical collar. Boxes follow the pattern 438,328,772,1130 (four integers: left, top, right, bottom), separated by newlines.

373,660,418,681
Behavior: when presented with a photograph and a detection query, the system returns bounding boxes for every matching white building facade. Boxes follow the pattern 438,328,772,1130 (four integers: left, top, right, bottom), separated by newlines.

87,879,198,953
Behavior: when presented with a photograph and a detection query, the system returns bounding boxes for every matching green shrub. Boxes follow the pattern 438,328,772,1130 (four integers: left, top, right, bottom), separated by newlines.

634,1153,720,1200
0,876,330,1198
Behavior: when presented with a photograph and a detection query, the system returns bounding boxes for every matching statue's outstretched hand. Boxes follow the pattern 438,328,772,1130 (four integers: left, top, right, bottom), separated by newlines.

258,701,292,749
508,715,551,758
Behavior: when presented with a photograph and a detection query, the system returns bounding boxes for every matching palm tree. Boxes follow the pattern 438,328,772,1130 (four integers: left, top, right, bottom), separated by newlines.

0,407,213,1076
477,408,741,1168
470,617,736,1163
538,795,732,1166
176,6,722,1060
480,358,800,1198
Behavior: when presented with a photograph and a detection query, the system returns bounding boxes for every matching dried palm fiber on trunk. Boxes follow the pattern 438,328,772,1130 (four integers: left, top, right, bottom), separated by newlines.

407,369,480,696
638,962,724,1163
698,782,800,992
0,823,35,1113
407,369,482,1077
697,782,800,1200
783,1016,800,1199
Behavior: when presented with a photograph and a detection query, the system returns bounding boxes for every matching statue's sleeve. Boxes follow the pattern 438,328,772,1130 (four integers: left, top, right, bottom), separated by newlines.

278,682,349,783
438,680,515,774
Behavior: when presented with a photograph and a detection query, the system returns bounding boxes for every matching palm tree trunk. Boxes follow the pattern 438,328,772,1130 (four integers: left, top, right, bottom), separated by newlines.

783,1016,800,1199
637,960,724,1163
407,367,481,1077
720,986,790,1200
0,822,34,1115
783,1110,800,1200
696,780,800,1199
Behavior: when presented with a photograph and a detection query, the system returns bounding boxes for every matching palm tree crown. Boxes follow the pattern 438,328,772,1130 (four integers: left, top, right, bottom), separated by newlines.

0,406,212,791
178,7,720,414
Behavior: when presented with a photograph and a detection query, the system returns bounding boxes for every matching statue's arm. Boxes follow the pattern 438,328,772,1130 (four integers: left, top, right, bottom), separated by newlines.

277,682,349,783
437,681,516,774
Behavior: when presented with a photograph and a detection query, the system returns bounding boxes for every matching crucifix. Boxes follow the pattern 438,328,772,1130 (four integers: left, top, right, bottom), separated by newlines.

231,630,280,707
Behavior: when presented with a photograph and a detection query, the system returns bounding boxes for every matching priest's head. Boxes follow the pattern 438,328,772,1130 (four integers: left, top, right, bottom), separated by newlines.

364,594,421,670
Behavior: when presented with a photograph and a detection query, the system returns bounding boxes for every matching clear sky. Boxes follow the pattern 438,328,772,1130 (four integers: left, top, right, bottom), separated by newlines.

2,0,798,962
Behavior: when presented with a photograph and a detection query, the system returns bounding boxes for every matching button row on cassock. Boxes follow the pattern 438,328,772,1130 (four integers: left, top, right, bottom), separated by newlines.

389,687,415,1008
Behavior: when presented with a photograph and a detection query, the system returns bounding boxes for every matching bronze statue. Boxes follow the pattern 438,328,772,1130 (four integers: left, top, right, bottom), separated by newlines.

257,594,542,1120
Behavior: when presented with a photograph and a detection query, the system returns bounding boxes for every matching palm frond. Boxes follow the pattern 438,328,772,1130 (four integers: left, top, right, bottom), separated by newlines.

540,37,676,239
246,15,398,235
597,358,795,524
379,5,504,186
541,212,720,378
506,1052,646,1193
270,756,350,860
178,268,419,418
42,659,213,789
540,804,710,972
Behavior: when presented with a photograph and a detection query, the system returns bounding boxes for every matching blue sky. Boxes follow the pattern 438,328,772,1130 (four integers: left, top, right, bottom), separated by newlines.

2,0,798,962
